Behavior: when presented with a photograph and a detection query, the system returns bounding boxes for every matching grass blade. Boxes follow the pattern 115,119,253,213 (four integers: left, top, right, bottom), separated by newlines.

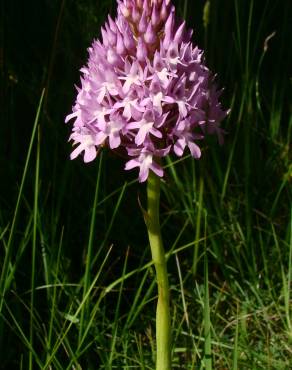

29,125,41,369
78,152,103,344
0,89,45,313
203,212,212,370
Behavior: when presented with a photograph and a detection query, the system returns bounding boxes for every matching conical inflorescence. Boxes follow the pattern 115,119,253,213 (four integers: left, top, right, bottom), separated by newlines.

66,0,228,182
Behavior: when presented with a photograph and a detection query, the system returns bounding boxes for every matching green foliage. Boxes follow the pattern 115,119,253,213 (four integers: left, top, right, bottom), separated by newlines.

1,0,291,368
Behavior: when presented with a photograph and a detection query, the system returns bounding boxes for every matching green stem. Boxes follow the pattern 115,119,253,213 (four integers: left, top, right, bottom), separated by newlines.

146,171,171,370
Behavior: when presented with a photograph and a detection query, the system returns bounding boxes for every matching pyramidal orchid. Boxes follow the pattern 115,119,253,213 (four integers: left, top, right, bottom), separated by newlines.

65,0,227,182
66,1,227,369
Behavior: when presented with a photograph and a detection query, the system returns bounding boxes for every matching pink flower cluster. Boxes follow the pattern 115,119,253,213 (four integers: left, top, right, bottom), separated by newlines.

66,0,227,182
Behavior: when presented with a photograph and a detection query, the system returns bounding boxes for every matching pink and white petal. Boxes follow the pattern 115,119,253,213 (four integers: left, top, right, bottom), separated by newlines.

138,154,152,182
131,106,144,121
152,92,163,114
188,141,201,158
150,162,164,178
156,112,169,128
125,159,140,170
122,80,132,94
132,101,145,112
176,119,186,131
178,101,188,117
163,96,175,104
70,143,85,160
157,68,171,87
173,138,186,156
109,133,121,149
139,165,150,182
65,111,79,123
150,128,163,139
96,131,107,145
135,123,152,145
123,104,132,120
156,145,172,157
126,121,141,130
97,88,106,103
84,146,97,162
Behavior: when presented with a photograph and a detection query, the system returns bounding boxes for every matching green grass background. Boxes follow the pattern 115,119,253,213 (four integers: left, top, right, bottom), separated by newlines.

1,0,291,368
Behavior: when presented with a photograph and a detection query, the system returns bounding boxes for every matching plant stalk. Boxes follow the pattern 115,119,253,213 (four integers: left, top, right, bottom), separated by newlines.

146,171,171,370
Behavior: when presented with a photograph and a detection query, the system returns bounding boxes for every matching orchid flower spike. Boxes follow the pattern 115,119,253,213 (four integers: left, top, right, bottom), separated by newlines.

66,0,228,182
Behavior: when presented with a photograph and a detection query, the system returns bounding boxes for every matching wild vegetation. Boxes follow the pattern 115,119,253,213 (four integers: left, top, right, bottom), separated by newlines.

1,0,291,368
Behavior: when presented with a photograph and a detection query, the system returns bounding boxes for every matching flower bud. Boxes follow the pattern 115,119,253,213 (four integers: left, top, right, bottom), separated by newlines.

151,4,160,27
107,48,122,67
144,22,157,44
108,15,117,32
132,5,141,23
163,9,174,49
174,21,186,44
124,29,136,51
160,1,169,21
116,32,126,55
101,27,109,47
137,0,143,9
138,10,148,33
119,2,131,18
136,37,148,62
105,25,117,46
